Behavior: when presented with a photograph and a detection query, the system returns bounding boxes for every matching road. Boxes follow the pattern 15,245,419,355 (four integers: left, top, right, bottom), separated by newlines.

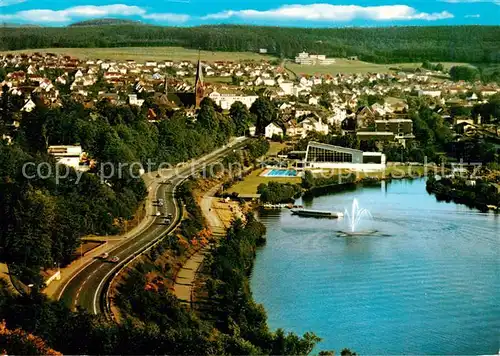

57,138,248,314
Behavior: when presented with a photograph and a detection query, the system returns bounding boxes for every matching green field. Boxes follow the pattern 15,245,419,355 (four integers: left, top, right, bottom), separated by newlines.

0,46,276,63
286,59,471,76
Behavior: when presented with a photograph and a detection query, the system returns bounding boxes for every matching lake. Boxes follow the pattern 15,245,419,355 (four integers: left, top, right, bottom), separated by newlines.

251,179,499,354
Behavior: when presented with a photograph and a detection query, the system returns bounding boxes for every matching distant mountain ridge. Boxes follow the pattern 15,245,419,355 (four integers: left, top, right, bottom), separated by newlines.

69,18,144,27
0,22,40,28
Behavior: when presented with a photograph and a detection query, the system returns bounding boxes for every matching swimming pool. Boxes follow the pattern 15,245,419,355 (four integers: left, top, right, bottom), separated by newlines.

262,169,298,177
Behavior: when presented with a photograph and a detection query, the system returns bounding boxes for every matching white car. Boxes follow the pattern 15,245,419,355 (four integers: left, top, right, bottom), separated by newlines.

156,211,161,216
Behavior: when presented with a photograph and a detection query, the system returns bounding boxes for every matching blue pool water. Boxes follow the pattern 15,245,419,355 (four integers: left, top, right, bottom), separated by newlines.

252,179,499,354
264,169,298,177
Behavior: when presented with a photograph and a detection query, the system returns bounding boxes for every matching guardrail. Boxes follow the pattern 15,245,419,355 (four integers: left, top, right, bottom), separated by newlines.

100,176,186,319
98,138,250,319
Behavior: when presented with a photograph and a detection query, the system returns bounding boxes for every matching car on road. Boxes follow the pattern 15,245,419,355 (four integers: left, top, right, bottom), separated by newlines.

99,252,109,259
109,256,120,263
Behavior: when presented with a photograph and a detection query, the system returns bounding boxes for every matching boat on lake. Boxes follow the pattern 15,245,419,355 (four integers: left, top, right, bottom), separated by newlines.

290,208,344,218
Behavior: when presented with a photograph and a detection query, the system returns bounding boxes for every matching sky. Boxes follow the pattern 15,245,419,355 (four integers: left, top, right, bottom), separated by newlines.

0,0,498,27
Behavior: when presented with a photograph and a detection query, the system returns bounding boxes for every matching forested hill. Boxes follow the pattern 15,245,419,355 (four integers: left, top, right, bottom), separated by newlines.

0,24,499,63
69,18,143,26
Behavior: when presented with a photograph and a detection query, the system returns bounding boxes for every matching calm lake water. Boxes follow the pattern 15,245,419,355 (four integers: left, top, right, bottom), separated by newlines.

251,179,499,355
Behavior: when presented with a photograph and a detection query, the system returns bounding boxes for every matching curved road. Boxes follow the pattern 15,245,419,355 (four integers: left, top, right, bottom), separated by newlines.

58,138,248,314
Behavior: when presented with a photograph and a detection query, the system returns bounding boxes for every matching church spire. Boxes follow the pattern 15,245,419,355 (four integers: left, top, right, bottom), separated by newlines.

195,50,204,107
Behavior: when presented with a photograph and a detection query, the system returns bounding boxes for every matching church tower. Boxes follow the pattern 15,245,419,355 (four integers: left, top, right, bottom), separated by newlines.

194,52,204,107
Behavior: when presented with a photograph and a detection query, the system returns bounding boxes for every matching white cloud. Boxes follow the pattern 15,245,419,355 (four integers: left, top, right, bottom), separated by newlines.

1,4,146,23
142,12,190,22
16,9,72,22
202,4,454,22
0,3,190,24
465,13,481,17
0,0,26,7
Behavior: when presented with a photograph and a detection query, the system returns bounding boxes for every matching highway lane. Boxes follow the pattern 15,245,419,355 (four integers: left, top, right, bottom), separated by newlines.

59,181,175,311
58,139,248,314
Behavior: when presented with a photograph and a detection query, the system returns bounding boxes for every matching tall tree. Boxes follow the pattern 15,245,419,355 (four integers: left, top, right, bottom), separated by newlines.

250,97,276,135
229,101,254,136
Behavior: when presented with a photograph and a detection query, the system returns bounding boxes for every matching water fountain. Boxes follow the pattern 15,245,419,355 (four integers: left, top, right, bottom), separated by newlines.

337,198,378,237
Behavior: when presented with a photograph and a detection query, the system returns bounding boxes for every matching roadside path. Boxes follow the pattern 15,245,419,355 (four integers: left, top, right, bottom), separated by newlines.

173,185,225,306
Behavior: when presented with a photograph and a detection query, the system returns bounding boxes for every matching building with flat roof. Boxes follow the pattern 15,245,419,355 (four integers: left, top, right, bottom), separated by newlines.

304,141,385,171
295,52,336,65
48,145,89,171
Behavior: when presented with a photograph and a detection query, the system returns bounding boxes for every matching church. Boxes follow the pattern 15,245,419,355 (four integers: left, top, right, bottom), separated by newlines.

155,57,206,109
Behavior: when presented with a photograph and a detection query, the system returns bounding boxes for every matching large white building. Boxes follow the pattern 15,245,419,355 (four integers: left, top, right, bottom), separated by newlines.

295,52,336,65
304,141,386,171
208,90,258,110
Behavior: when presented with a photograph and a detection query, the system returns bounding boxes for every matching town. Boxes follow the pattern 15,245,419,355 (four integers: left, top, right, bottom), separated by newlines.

2,51,499,164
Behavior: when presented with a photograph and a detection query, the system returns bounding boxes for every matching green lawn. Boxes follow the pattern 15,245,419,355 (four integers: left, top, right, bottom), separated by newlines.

0,46,276,63
286,59,471,76
267,142,289,156
227,169,301,196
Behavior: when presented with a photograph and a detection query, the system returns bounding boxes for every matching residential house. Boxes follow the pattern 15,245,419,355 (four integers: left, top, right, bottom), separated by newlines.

21,98,36,112
128,94,144,107
265,123,283,138
300,116,329,135
418,89,442,98
47,145,89,171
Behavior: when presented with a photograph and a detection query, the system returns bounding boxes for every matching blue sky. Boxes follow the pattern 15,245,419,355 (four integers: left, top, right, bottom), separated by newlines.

0,0,498,26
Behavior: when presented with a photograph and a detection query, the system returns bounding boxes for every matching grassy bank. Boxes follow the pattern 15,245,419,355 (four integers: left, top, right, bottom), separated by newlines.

226,168,301,196
228,165,425,196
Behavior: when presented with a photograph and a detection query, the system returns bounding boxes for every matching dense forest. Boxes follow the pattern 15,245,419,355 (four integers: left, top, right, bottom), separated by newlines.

1,24,499,63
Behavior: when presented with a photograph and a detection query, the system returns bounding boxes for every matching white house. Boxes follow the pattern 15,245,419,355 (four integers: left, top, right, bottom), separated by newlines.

300,116,329,135
279,81,295,96
262,78,275,86
326,107,347,125
21,99,36,112
128,94,145,107
308,96,319,106
265,123,283,138
418,89,442,98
